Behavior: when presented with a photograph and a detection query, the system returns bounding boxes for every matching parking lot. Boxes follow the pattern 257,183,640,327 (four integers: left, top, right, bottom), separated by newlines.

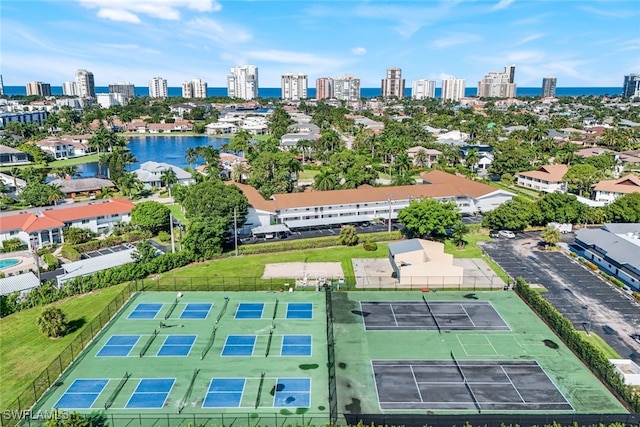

239,222,395,245
481,232,640,362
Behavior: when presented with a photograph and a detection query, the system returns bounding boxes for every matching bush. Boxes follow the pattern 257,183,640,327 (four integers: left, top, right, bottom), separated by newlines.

363,241,378,251
42,252,60,271
587,262,598,271
158,231,171,243
37,306,68,338
60,244,81,262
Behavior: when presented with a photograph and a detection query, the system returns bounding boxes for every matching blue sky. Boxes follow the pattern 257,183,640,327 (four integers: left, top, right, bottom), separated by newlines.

1,0,638,88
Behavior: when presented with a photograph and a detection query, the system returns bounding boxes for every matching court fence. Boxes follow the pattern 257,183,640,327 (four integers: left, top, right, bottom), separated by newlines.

325,287,338,425
0,281,141,427
136,275,509,292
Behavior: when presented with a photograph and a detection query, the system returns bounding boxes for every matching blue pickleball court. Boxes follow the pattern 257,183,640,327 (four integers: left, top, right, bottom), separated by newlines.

202,378,246,408
96,335,141,357
221,335,256,356
180,303,213,319
280,335,312,356
125,378,175,409
127,303,163,319
53,379,109,409
273,378,311,407
286,303,313,319
235,303,265,319
156,335,197,356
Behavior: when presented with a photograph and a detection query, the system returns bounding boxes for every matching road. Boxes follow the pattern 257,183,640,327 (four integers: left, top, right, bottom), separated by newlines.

481,232,640,363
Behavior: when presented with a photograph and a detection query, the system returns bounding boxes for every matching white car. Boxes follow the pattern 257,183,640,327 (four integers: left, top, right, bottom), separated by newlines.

498,230,516,239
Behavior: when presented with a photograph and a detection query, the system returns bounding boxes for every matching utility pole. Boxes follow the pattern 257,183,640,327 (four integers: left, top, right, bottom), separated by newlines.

169,213,175,253
234,207,238,257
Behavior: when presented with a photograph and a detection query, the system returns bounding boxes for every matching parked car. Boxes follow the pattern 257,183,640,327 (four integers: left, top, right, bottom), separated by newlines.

489,230,500,238
498,230,516,239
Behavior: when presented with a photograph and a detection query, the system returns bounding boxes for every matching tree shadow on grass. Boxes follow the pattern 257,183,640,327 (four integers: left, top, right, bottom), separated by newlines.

66,317,86,334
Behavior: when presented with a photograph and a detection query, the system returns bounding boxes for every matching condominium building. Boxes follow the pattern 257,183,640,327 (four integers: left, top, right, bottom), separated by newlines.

281,73,308,101
441,77,465,102
412,79,436,100
182,78,208,98
381,68,405,98
542,76,557,98
26,81,52,96
149,77,168,98
62,81,77,96
316,77,334,100
334,74,360,101
623,74,640,98
75,69,95,98
477,65,516,98
96,93,125,108
227,65,259,100
109,82,135,100
0,75,4,96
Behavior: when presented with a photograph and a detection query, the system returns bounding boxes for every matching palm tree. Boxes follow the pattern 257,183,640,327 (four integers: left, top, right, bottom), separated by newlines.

414,148,428,168
231,163,245,183
160,168,178,197
52,165,79,180
48,184,64,205
37,306,68,338
464,148,480,172
450,221,469,249
185,147,198,167
117,172,142,197
96,186,116,199
313,168,338,191
119,150,138,171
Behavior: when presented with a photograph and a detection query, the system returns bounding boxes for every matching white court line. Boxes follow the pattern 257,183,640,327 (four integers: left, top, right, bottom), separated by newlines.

456,335,470,356
409,365,424,402
389,304,399,327
500,365,526,403
484,335,500,356
460,305,477,327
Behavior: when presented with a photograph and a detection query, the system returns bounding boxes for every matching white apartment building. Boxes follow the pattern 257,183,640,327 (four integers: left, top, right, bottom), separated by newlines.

182,78,208,99
149,77,168,98
381,68,405,98
281,73,308,101
412,79,436,100
441,77,465,102
334,74,360,102
228,65,259,100
478,65,516,98
109,82,135,100
62,81,77,96
75,69,95,98
96,93,125,108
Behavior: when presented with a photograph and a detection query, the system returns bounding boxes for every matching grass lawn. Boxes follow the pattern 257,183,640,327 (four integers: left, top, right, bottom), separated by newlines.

0,283,129,408
489,181,541,200
577,331,621,359
443,232,490,258
298,169,319,180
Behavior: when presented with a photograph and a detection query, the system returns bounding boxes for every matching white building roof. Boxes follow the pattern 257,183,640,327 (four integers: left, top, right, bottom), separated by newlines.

0,272,40,296
57,249,136,284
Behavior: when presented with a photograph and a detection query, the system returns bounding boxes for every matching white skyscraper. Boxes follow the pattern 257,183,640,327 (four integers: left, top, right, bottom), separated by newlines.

411,79,436,100
75,69,95,98
62,81,77,96
0,75,4,96
334,74,360,101
149,77,168,98
281,73,308,101
227,65,259,100
441,77,466,102
182,78,208,98
477,65,516,98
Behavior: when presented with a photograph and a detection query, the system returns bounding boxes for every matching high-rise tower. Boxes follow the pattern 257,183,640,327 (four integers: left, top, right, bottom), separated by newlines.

281,74,308,101
477,65,516,98
227,65,259,100
381,67,405,98
623,74,640,98
441,77,465,102
149,77,168,98
75,69,95,98
542,77,557,98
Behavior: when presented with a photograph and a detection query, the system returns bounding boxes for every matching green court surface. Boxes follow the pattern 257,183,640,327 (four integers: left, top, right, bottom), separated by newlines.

32,291,329,425
331,291,626,415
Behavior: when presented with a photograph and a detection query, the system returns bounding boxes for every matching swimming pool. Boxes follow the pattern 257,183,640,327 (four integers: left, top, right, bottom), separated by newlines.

0,259,20,269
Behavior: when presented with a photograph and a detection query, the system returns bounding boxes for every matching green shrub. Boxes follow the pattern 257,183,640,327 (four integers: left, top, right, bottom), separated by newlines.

362,241,378,251
60,244,81,262
587,262,598,271
158,231,171,243
42,252,60,271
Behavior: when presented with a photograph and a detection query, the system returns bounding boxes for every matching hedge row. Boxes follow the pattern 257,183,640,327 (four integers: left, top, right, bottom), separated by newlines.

514,277,640,412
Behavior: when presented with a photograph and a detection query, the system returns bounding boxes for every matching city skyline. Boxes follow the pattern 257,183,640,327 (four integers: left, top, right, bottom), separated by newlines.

1,0,639,88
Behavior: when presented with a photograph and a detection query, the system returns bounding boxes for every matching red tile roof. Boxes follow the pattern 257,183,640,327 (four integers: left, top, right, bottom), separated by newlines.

592,174,640,194
518,164,568,182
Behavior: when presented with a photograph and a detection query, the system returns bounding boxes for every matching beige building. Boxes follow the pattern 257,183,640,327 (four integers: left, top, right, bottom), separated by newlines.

388,239,464,287
516,164,568,193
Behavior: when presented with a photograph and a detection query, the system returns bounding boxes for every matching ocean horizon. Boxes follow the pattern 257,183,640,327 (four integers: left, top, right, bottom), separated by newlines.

2,86,623,98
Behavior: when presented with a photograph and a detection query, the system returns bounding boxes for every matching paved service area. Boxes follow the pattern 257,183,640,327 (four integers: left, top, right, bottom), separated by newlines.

481,233,640,362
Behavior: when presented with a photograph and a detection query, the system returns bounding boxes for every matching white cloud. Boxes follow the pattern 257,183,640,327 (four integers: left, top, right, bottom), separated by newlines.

432,33,482,48
579,6,632,19
492,0,514,11
244,49,346,69
182,17,252,45
351,47,367,55
517,33,546,45
77,0,221,22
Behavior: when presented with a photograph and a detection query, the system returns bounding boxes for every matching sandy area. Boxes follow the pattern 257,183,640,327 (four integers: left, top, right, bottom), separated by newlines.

262,262,344,280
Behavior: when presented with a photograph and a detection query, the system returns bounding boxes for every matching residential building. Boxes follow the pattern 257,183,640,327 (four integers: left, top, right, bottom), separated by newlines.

227,65,259,100
32,135,92,158
0,273,41,297
478,65,516,98
574,223,640,291
57,249,137,285
0,75,4,96
460,145,494,176
0,198,135,249
0,172,27,197
132,161,195,188
381,68,405,98
48,177,116,200
26,81,51,97
412,79,436,100
516,164,569,193
623,74,640,98
62,81,77,96
234,170,514,234
0,145,30,166
281,73,308,101
316,77,334,100
182,78,208,98
334,74,360,102
542,76,557,98
441,77,465,102
407,146,441,167
75,69,95,98
591,174,640,203
96,93,125,108
109,82,135,101
149,77,168,98
388,239,463,287
0,111,48,128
